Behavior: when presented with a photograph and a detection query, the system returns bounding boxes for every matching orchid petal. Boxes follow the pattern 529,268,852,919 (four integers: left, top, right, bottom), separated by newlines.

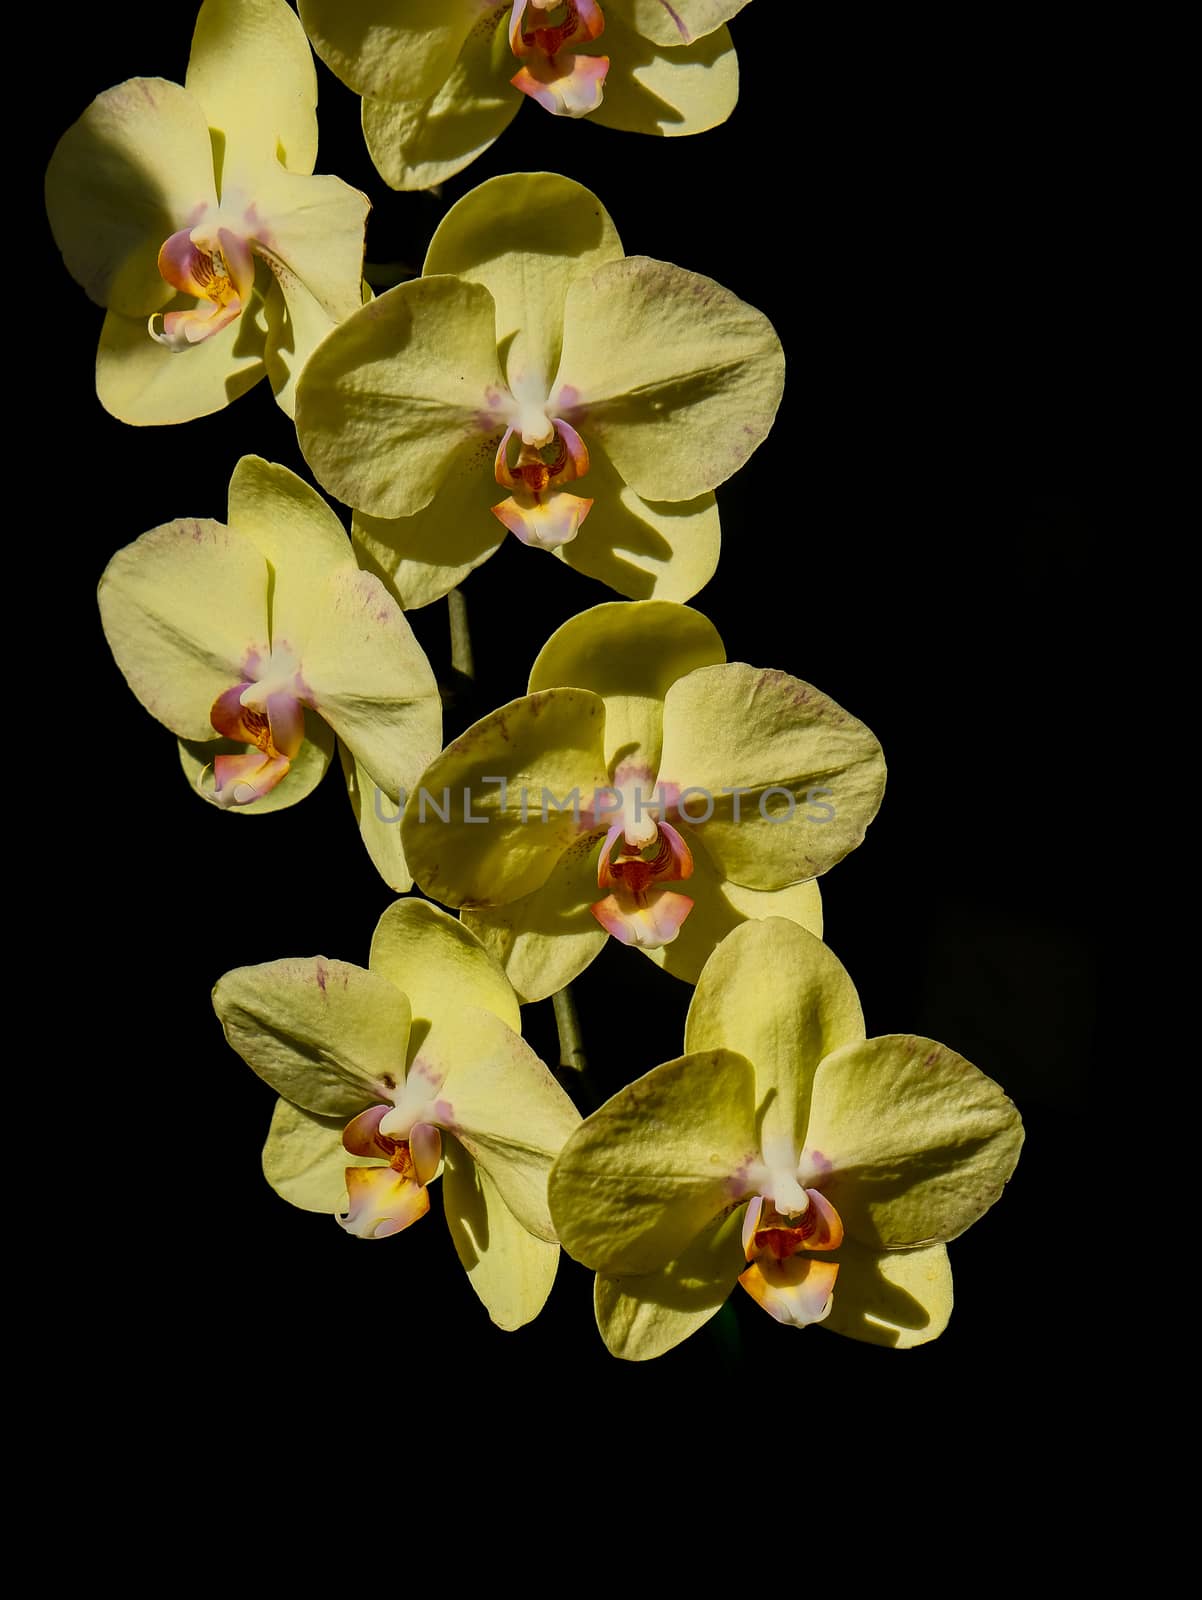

553,439,721,602
261,1098,382,1212
548,1048,759,1275
401,689,610,908
443,1133,560,1330
361,15,521,192
590,17,737,136
226,456,353,647
298,0,479,102
179,712,335,813
247,167,369,328
338,743,414,891
425,173,623,415
657,662,886,889
528,599,724,776
295,275,507,519
641,847,824,985
608,0,748,48
415,1003,581,1241
593,1205,747,1360
554,256,783,501
821,1240,954,1349
45,77,217,316
95,282,269,426
98,517,268,742
686,919,864,1183
803,1035,1025,1249
212,957,411,1117
369,898,522,1035
186,0,319,183
296,566,442,804
352,434,509,610
462,834,609,1003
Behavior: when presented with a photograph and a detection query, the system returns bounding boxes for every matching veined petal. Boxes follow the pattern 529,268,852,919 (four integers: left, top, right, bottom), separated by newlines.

212,957,412,1117
657,662,886,889
262,1098,383,1212
443,1134,560,1330
686,919,864,1184
553,438,721,602
549,1049,759,1275
297,566,442,804
738,1255,839,1327
45,77,217,316
590,18,737,136
529,599,724,776
179,711,335,814
226,456,353,650
607,0,749,48
338,743,413,891
425,173,623,414
186,0,319,184
95,279,269,427
338,1165,430,1239
641,846,823,986
593,1205,747,1360
296,275,508,519
463,833,610,1003
803,1035,1025,1249
821,1239,954,1350
369,898,521,1036
554,256,783,502
361,12,521,192
352,433,509,610
98,518,268,742
247,167,369,327
298,0,480,102
401,689,610,908
414,1004,581,1241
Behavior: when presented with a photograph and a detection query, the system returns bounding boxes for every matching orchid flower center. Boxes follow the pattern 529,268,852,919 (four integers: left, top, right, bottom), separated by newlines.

589,774,695,948
337,1103,443,1241
150,223,256,352
205,645,305,809
492,419,594,551
507,0,610,117
737,1189,845,1328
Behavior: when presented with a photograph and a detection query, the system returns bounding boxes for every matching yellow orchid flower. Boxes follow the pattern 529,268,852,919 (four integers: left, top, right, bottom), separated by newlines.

298,0,747,190
549,918,1025,1359
400,601,886,998
97,456,441,890
213,899,581,1330
45,0,368,424
296,173,784,607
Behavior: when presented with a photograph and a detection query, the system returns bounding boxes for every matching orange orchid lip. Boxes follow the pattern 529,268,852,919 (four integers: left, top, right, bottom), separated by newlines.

590,819,695,948
507,0,610,117
337,1105,442,1240
492,419,594,549
207,677,305,808
150,224,256,351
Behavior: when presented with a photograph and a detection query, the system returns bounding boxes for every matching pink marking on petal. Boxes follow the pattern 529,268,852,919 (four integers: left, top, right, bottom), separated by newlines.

551,416,589,480
263,691,305,760
158,228,214,297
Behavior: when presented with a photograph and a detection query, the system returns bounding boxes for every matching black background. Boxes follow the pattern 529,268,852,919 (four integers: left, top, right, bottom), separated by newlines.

39,5,1098,1442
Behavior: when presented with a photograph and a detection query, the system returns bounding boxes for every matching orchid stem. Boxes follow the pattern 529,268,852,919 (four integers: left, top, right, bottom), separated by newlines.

553,984,588,1077
448,588,475,683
